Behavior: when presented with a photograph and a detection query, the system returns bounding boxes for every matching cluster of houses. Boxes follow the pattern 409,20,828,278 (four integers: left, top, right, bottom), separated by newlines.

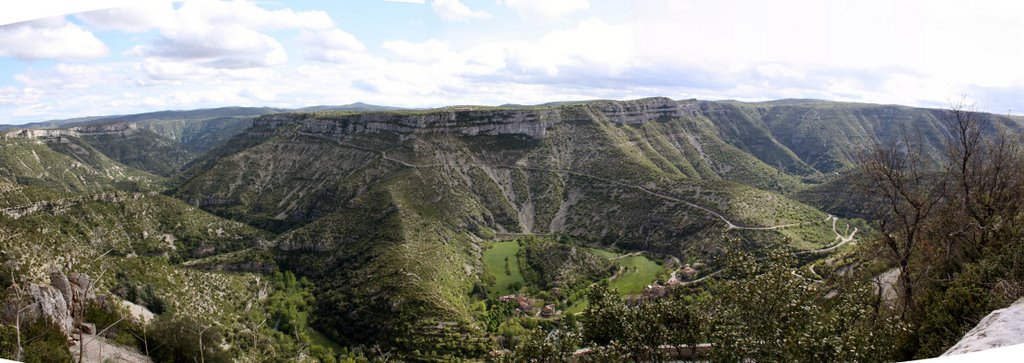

498,294,559,318
626,263,701,305
496,263,704,315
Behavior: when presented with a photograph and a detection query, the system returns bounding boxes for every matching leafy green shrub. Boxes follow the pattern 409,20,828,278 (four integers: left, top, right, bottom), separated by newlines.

267,271,314,337
705,251,904,362
145,316,230,363
21,321,72,363
501,328,580,363
0,324,16,359
518,237,613,290
113,272,167,314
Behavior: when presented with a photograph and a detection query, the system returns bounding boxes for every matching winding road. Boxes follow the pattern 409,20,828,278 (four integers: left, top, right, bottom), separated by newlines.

797,214,858,254
305,133,862,288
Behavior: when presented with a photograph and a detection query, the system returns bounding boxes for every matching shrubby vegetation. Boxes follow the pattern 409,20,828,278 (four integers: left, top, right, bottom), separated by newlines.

267,271,314,338
508,250,904,362
114,271,167,314
518,236,614,290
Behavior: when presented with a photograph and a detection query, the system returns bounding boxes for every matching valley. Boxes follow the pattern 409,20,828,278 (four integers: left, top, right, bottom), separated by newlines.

1,97,1020,361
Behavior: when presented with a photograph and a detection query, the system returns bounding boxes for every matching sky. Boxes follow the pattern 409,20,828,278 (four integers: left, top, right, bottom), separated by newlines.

1,0,1023,124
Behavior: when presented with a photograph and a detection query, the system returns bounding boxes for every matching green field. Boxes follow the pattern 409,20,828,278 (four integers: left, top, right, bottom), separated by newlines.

563,249,666,314
307,328,344,352
608,255,664,295
587,248,666,295
590,249,619,259
564,299,588,315
483,241,526,297
482,241,665,303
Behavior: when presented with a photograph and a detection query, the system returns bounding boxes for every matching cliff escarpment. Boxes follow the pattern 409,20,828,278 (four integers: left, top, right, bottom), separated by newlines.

251,97,699,140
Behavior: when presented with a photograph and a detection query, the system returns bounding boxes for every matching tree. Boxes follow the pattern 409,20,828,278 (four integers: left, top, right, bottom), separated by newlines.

859,126,947,316
3,261,32,361
502,328,580,363
578,286,697,362
145,316,231,363
940,102,1024,264
704,251,902,362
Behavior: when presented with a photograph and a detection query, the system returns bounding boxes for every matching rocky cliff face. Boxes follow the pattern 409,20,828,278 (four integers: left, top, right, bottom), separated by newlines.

71,122,138,135
255,109,560,139
6,271,95,338
589,97,698,125
1,192,147,220
3,128,78,140
2,122,138,141
252,97,697,140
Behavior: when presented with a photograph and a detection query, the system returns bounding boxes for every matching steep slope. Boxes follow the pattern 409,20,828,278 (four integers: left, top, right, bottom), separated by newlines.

0,181,269,270
792,171,885,218
0,177,288,361
72,122,196,176
134,116,261,154
90,107,280,154
1,106,404,155
752,100,1024,173
0,129,163,192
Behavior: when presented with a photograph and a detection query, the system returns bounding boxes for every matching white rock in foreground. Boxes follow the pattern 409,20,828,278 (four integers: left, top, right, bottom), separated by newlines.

943,297,1024,356
911,343,1024,363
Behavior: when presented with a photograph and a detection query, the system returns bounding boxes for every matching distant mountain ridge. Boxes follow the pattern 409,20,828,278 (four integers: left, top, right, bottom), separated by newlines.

0,103,405,130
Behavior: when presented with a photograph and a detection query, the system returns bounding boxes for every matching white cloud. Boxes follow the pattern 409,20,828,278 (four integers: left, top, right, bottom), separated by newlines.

74,1,174,32
132,24,288,68
81,0,340,70
77,0,334,33
632,0,1024,88
382,39,451,63
0,17,108,60
384,0,426,4
756,64,805,80
498,0,589,19
502,18,633,77
300,28,368,63
7,0,1024,123
0,0,138,26
432,0,491,21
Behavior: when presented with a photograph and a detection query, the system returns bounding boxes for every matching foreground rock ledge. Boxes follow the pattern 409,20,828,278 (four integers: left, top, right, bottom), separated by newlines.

942,297,1024,356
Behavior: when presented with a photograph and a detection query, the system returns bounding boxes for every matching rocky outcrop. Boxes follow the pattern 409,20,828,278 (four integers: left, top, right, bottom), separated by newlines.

256,108,560,140
1,192,147,219
3,128,78,139
51,272,73,309
275,235,334,252
27,284,73,335
2,122,137,141
589,97,697,125
251,98,699,140
15,271,95,337
71,122,137,135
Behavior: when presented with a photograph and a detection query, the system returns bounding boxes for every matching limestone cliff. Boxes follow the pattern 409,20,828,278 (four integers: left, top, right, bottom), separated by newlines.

251,97,698,140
